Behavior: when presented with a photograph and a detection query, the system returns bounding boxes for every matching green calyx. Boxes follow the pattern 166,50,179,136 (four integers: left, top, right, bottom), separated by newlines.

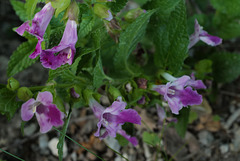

7,77,20,91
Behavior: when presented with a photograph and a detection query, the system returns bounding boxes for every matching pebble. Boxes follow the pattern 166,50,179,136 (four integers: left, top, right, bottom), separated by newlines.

233,129,240,152
48,137,68,158
198,130,214,146
220,144,229,154
104,137,120,153
39,134,49,155
24,123,37,137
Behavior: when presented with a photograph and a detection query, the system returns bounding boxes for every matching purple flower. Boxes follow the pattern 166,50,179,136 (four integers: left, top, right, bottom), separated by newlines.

156,104,177,126
188,19,222,49
16,2,54,59
152,75,206,115
21,91,64,133
40,19,78,69
90,97,141,146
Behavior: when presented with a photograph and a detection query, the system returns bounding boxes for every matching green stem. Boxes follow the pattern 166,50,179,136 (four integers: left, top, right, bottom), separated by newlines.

106,144,129,161
0,148,25,161
53,127,106,161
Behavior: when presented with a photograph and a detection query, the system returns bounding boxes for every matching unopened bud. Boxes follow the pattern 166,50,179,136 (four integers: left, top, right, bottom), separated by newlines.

17,87,33,101
93,4,113,21
7,77,20,91
124,8,146,22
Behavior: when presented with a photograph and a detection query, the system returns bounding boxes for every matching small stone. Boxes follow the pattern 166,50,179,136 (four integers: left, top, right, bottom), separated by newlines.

48,138,68,158
220,144,229,154
71,152,77,161
39,134,49,155
198,130,214,146
86,151,97,160
24,123,37,136
100,95,110,106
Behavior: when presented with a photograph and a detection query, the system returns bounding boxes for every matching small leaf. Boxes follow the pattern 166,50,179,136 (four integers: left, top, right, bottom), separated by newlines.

7,40,38,77
211,52,240,83
25,0,38,20
10,0,28,21
174,107,190,138
142,131,160,146
0,88,21,120
78,14,95,38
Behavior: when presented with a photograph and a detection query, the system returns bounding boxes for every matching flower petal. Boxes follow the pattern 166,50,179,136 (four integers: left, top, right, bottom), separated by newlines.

36,91,53,105
199,31,222,46
89,99,105,119
116,109,141,125
21,98,36,121
47,105,64,127
180,86,202,106
35,112,52,133
104,98,127,115
167,96,182,115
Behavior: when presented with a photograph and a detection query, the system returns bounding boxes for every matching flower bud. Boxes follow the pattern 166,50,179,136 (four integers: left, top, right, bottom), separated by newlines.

93,4,113,21
17,87,33,101
66,1,79,22
124,8,146,22
108,85,122,101
7,77,20,91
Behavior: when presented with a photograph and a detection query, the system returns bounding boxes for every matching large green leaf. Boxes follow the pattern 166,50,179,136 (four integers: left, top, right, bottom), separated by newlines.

211,52,240,83
113,10,155,77
78,14,95,38
0,88,20,120
148,0,189,73
10,0,28,21
7,41,38,77
25,0,38,20
210,0,240,17
51,0,71,17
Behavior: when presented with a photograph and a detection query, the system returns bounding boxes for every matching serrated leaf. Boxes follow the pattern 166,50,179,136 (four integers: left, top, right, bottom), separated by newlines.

149,0,189,73
210,0,240,16
57,109,72,161
113,10,155,77
48,25,65,48
0,88,20,119
211,52,240,83
7,41,38,77
93,52,112,89
10,0,28,21
78,14,95,38
108,0,128,13
142,131,160,146
48,64,70,82
25,0,38,20
174,107,190,138
51,0,71,17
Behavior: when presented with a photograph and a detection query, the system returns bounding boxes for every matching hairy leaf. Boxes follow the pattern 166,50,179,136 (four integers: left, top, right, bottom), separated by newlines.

113,10,155,77
10,0,28,21
0,88,20,120
7,41,38,77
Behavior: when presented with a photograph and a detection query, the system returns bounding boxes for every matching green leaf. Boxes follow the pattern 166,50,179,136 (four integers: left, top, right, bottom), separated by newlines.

93,52,112,89
0,88,20,119
211,52,240,83
113,10,155,77
174,107,190,138
217,19,240,39
57,109,72,161
142,131,160,146
51,0,71,17
48,65,70,82
108,0,128,13
210,0,240,16
7,40,38,77
78,14,95,38
10,0,28,21
148,0,189,73
194,59,212,79
25,0,38,20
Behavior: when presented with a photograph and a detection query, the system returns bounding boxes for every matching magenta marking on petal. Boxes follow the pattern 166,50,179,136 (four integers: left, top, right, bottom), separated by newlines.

15,21,30,36
199,33,222,46
29,39,43,59
36,91,53,105
21,98,36,121
180,87,202,106
116,109,141,125
48,105,64,126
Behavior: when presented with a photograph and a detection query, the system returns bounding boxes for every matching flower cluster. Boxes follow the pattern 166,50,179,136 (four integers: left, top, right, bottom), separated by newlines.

152,75,206,114
89,97,141,146
15,2,78,70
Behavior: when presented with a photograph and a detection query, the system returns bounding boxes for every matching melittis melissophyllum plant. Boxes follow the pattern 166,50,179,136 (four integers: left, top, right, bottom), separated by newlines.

1,0,226,159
